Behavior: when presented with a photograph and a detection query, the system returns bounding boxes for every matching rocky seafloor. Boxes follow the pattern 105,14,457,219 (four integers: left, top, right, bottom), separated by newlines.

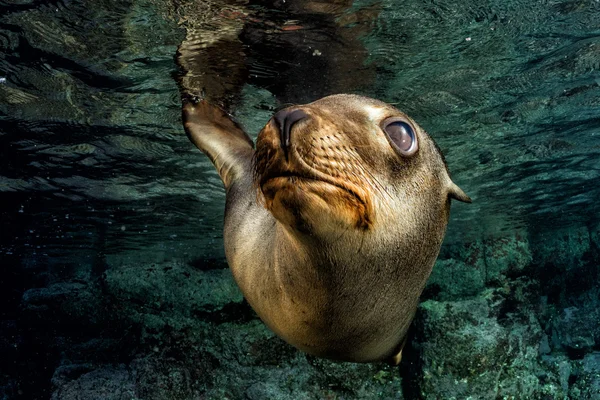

2,223,600,399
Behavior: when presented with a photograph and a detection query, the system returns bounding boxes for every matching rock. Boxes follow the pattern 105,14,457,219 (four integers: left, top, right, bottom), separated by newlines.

20,282,105,332
530,226,591,273
427,258,485,300
538,334,551,355
539,354,571,399
52,350,218,400
484,232,532,281
51,366,137,400
412,290,562,399
130,352,216,400
575,352,600,398
49,316,405,400
548,290,600,356
102,261,245,338
427,232,533,302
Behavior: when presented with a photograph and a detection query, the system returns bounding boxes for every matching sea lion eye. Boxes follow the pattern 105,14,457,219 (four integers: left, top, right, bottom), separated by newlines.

382,118,418,156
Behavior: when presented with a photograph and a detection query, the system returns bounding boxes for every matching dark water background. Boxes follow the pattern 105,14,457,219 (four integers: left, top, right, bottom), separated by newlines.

1,0,600,399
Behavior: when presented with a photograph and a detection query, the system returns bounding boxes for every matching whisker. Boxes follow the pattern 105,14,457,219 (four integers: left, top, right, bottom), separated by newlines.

357,233,365,255
346,151,394,204
333,224,351,244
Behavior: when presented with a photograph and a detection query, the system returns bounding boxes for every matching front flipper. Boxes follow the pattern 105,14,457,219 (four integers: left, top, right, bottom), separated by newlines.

183,99,254,189
388,335,408,365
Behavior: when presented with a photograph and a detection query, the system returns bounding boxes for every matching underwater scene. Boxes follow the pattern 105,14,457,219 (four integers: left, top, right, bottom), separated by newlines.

1,0,600,398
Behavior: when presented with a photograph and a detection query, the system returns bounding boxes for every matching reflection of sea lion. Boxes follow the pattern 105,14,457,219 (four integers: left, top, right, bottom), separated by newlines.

183,94,471,363
174,0,379,107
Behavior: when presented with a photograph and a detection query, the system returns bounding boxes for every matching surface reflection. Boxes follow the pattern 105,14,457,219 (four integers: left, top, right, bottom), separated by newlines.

175,0,379,106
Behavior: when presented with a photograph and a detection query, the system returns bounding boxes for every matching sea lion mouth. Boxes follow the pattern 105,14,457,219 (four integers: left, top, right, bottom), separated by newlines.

261,173,364,203
259,169,323,187
258,163,365,204
256,162,373,230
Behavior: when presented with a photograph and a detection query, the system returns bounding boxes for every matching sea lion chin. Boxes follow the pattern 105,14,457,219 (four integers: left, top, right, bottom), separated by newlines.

183,94,471,364
261,175,372,234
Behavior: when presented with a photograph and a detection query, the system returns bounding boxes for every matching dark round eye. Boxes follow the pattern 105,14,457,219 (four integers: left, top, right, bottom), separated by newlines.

382,119,418,156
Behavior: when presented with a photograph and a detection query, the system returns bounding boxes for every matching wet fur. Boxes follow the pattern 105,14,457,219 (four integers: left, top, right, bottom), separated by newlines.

183,94,470,363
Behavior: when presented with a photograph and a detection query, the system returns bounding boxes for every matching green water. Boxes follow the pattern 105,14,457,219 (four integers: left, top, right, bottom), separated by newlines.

1,0,599,399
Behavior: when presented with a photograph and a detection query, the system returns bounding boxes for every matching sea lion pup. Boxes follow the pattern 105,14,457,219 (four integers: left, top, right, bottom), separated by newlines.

183,94,471,364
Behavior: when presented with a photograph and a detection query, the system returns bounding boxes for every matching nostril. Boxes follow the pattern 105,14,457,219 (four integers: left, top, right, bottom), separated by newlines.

273,109,309,152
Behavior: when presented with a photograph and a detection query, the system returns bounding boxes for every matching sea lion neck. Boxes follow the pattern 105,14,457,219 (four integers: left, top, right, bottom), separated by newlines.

275,216,338,251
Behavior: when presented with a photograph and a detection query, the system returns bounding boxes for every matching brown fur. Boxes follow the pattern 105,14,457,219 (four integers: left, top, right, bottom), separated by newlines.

183,94,470,363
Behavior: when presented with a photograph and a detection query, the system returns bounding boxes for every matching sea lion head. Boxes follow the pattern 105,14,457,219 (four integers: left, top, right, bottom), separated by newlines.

254,94,470,241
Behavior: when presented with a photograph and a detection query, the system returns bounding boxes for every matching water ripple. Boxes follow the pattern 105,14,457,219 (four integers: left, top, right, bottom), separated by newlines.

1,0,599,253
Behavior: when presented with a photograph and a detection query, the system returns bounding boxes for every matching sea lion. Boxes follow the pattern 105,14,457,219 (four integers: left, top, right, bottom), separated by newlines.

183,94,471,363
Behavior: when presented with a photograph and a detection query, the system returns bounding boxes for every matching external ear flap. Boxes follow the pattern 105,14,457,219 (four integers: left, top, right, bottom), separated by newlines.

448,181,472,203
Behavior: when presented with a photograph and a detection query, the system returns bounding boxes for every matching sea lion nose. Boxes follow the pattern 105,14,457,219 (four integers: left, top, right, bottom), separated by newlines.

273,109,308,152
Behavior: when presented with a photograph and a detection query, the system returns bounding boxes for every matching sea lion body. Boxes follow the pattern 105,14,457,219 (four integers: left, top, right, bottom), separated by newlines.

183,94,470,363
